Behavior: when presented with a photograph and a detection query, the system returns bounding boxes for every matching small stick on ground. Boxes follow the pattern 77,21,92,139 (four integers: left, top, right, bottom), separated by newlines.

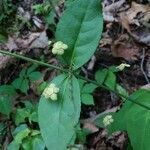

140,48,150,84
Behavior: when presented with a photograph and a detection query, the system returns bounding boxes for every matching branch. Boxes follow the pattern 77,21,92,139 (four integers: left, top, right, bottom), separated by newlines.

0,50,67,73
0,49,150,110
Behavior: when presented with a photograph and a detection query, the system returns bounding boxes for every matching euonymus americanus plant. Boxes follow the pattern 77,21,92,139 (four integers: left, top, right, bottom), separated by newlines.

0,0,150,150
39,0,103,149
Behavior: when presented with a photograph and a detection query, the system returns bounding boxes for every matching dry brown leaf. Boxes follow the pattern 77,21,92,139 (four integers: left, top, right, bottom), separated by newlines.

100,36,112,47
111,35,140,61
103,0,126,22
119,2,150,28
0,56,16,70
131,27,150,47
6,37,18,51
16,31,48,49
83,122,99,133
117,2,150,46
141,84,150,90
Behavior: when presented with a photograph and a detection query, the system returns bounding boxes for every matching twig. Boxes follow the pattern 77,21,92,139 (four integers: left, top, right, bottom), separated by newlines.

0,50,67,73
140,48,150,84
75,74,150,110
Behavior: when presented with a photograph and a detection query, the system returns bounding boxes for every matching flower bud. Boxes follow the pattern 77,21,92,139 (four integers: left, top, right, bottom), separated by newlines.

103,115,114,126
52,41,68,55
116,63,130,71
43,83,59,101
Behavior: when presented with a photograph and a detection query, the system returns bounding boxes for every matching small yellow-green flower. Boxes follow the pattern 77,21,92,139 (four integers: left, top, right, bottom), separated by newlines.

116,63,130,71
43,83,59,101
48,40,52,46
103,115,114,126
52,41,68,55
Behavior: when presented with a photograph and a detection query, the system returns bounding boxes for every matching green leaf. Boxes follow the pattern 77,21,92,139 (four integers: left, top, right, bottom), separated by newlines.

0,32,8,43
15,108,30,125
28,71,42,81
14,128,30,144
116,84,128,101
19,68,27,78
108,65,118,73
13,124,28,136
22,136,45,150
31,130,40,136
27,64,38,75
109,89,150,150
32,136,45,150
0,85,16,115
15,102,38,125
12,78,22,90
0,85,16,96
20,79,29,94
76,128,89,144
8,141,20,150
29,111,38,123
78,79,86,90
0,123,6,138
104,71,116,90
56,0,103,69
0,96,12,115
95,69,108,85
37,81,48,94
12,77,29,94
38,74,81,150
81,94,94,105
22,139,32,150
82,83,97,94
65,0,75,6
45,10,55,25
8,125,30,150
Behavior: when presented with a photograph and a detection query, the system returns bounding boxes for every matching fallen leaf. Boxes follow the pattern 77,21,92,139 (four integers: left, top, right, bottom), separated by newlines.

83,122,99,133
0,55,16,70
6,37,18,51
141,84,150,90
118,2,150,46
119,2,150,28
111,34,140,61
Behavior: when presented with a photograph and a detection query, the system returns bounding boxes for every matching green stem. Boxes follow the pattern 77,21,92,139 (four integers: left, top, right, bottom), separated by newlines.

0,49,150,110
75,74,150,110
0,50,67,73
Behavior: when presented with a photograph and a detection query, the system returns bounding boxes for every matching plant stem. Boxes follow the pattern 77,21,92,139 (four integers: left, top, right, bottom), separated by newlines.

75,74,150,110
0,49,150,110
0,50,67,73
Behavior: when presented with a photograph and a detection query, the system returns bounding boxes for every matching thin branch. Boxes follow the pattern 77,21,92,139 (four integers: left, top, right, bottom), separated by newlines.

0,50,67,73
0,49,150,110
75,74,150,110
140,48,150,84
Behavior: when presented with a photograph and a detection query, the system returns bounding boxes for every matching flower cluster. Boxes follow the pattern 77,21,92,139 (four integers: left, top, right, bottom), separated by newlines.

52,41,68,55
103,115,114,127
43,83,59,101
116,63,130,71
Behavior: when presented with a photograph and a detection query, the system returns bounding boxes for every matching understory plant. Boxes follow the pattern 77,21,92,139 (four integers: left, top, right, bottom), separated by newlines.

0,0,150,150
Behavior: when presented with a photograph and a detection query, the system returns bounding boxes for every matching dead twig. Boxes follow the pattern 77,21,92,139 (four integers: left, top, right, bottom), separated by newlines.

140,48,150,84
